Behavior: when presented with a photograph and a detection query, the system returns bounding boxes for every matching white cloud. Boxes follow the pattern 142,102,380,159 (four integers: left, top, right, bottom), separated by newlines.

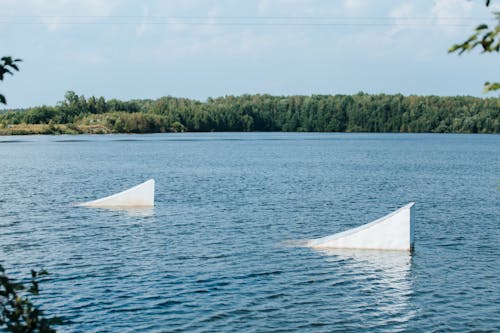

257,0,354,16
431,0,475,19
31,0,121,16
388,2,416,35
1,0,124,31
490,3,500,11
152,27,305,61
431,0,477,35
384,0,490,38
390,2,415,18
342,0,370,13
135,6,150,37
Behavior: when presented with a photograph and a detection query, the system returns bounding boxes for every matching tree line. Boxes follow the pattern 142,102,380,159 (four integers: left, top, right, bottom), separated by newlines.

0,91,499,134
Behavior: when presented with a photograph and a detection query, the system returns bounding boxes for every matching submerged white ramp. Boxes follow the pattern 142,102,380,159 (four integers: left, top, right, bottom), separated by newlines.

307,202,415,251
79,179,155,207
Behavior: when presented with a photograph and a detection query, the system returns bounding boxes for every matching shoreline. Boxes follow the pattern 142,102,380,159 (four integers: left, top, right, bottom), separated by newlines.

1,124,498,136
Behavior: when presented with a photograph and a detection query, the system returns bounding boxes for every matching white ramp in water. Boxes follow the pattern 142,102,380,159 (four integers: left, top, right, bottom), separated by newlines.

79,179,155,207
307,202,415,251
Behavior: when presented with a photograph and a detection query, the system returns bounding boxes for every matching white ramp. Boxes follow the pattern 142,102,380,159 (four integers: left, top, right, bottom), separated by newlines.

307,202,415,251
79,179,155,207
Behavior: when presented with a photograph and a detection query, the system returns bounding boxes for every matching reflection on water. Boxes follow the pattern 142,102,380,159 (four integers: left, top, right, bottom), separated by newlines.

101,207,155,218
316,248,415,324
318,248,412,273
78,206,155,218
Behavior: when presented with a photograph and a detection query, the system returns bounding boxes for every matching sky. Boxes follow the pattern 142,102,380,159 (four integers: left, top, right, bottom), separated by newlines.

1,0,499,109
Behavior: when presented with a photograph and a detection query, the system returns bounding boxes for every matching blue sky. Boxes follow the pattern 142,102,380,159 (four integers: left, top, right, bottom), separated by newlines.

1,0,499,109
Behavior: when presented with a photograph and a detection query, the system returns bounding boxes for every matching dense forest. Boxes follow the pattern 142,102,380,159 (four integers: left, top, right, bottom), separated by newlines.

0,91,499,134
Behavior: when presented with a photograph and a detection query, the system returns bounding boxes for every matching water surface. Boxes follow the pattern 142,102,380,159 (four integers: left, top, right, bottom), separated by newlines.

0,133,498,332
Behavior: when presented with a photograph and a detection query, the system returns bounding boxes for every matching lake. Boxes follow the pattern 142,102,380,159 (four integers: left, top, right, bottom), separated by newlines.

0,133,498,332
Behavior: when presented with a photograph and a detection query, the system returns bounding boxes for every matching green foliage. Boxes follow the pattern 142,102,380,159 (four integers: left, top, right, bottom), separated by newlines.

0,56,22,105
449,1,500,92
1,92,499,134
484,81,500,92
449,20,500,54
0,265,61,332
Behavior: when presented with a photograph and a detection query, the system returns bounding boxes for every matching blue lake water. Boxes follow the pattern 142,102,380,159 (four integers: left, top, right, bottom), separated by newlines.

0,132,499,332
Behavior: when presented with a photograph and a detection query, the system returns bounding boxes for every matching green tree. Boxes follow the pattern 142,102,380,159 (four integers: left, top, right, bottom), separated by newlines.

449,0,500,92
0,265,61,332
0,56,22,104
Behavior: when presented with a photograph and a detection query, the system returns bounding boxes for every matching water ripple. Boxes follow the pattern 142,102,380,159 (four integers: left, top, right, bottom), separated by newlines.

0,133,498,332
